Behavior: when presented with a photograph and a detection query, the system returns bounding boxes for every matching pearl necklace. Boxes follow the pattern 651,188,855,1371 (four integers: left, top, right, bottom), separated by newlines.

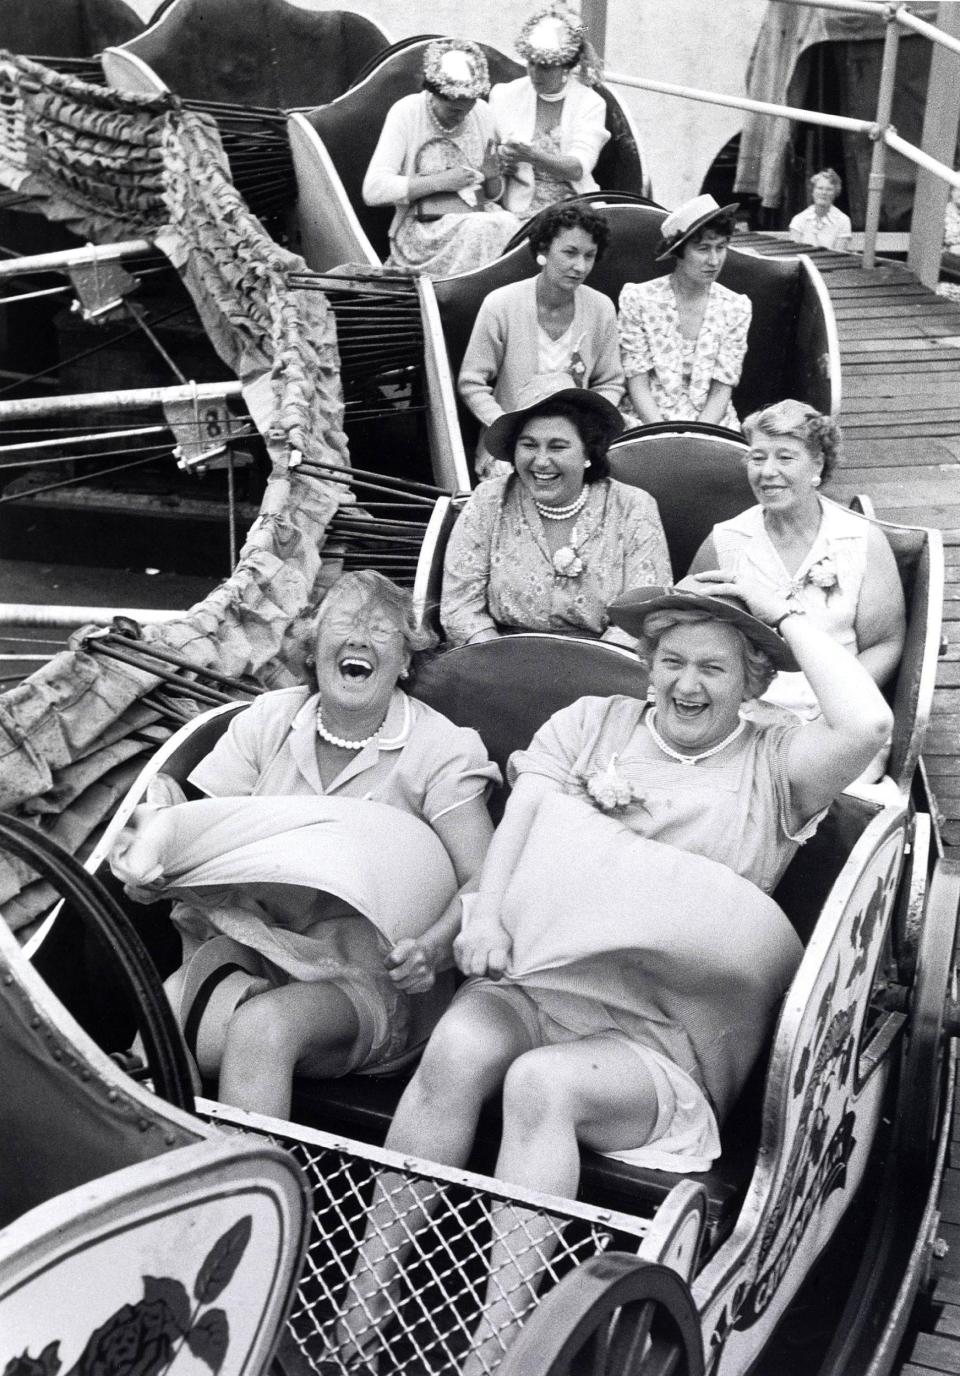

426,96,468,136
645,706,746,766
316,704,385,751
534,489,588,521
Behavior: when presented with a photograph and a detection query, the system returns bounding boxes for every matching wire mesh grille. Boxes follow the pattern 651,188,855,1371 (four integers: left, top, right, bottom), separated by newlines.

201,1103,649,1375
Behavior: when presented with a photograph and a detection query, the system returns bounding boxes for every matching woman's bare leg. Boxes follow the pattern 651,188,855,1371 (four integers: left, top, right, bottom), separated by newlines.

337,988,534,1358
218,981,361,1118
463,1036,660,1374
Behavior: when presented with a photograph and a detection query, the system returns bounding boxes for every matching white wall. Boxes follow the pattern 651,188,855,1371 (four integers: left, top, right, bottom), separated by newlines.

126,0,768,205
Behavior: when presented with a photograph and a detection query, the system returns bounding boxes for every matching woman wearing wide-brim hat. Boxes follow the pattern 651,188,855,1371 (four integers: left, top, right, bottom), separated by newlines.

336,567,893,1369
440,374,671,647
618,193,752,430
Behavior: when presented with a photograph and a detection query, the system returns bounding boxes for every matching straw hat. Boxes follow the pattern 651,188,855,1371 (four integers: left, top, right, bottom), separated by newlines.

655,194,740,261
607,585,798,671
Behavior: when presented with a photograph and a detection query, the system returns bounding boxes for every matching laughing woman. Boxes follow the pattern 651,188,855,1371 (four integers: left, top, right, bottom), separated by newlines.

110,572,499,1117
441,379,670,646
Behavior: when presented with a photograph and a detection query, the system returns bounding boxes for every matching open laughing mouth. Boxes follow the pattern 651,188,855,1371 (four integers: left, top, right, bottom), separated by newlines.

338,656,374,682
671,699,708,719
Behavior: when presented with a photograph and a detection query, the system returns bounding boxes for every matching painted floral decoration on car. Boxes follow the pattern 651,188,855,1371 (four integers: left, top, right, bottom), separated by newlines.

3,1216,252,1376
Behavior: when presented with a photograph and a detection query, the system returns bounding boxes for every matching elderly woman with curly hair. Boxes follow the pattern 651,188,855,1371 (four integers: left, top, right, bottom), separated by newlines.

441,379,670,647
110,571,500,1118
688,400,905,768
337,570,893,1370
362,38,519,276
788,168,852,252
459,200,623,476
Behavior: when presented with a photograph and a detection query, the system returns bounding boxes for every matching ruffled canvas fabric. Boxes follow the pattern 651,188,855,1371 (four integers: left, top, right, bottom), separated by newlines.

0,54,354,932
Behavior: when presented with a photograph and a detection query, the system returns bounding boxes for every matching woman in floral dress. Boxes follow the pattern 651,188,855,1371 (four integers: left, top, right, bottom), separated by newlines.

618,194,752,429
440,379,670,646
489,6,610,220
688,400,905,771
362,39,519,276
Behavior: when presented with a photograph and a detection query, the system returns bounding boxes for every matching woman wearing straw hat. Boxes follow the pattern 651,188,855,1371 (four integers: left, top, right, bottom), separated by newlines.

441,377,670,647
110,571,499,1117
619,193,752,429
489,5,609,219
363,39,519,276
337,570,892,1371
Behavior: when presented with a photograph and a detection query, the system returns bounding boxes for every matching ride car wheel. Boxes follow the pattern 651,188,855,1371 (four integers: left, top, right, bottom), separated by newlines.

495,1252,704,1376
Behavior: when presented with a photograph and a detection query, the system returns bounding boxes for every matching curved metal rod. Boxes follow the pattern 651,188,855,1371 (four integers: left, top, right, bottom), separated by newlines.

0,813,195,1112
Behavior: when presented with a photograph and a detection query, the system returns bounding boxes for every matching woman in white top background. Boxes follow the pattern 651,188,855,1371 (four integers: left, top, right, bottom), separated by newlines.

788,168,853,252
489,5,609,221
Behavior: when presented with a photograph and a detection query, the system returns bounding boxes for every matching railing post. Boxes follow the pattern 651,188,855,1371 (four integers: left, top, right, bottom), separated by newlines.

862,5,901,269
907,0,960,287
580,0,608,61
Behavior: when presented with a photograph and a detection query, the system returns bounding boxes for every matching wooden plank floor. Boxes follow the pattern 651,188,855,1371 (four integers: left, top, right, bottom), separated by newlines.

740,232,960,1373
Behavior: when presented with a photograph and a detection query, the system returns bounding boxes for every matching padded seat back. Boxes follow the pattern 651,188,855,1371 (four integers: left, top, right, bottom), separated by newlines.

607,425,753,577
411,635,643,821
0,0,142,54
120,0,387,106
306,38,522,263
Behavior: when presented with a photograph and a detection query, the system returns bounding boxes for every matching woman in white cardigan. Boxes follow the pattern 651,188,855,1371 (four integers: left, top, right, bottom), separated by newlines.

490,7,609,219
459,201,623,478
362,39,519,276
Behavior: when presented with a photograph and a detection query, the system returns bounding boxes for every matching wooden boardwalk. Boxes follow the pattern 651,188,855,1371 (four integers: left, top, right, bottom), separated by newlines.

741,232,960,1372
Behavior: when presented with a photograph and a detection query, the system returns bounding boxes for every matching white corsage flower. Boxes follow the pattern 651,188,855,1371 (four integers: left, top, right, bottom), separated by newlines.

553,546,584,578
583,755,648,815
804,555,839,599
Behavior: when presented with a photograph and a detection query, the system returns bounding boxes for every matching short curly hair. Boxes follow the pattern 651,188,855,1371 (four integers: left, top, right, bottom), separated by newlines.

506,398,616,481
528,202,611,262
635,608,778,699
741,398,843,482
810,167,842,195
314,571,437,683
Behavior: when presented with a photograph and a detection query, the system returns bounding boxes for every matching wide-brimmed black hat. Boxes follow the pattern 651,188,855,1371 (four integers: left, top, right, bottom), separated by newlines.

655,194,741,261
607,585,799,671
484,373,625,464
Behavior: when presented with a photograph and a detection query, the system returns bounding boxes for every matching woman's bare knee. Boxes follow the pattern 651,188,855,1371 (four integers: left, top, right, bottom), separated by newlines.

502,1050,574,1131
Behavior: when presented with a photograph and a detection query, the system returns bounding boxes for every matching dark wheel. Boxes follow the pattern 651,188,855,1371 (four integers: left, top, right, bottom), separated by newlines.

898,857,960,1174
496,1253,704,1376
0,812,195,1111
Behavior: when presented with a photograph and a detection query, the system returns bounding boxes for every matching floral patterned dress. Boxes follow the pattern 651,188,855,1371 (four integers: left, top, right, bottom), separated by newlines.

526,126,575,217
440,475,671,646
390,118,518,276
618,274,752,429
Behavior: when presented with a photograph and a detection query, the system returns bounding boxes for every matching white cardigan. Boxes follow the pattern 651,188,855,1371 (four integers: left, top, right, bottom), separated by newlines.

489,76,610,216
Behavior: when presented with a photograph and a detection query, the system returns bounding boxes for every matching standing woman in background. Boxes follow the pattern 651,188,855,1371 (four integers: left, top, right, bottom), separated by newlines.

490,5,609,220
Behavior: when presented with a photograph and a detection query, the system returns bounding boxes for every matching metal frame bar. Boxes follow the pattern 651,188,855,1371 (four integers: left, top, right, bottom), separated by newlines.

604,0,960,269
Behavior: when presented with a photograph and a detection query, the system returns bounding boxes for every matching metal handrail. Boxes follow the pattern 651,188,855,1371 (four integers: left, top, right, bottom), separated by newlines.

603,0,960,270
